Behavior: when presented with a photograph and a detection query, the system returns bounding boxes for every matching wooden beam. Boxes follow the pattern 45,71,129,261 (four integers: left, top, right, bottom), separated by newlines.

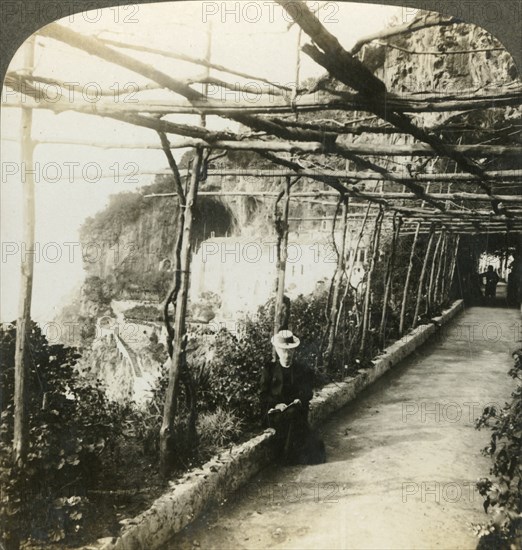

201,168,522,182
19,130,522,158
276,0,502,209
8,70,521,116
34,24,330,145
144,191,522,203
375,40,506,57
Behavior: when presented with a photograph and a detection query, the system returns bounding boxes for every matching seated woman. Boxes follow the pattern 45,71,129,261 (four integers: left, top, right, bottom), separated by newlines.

260,330,326,465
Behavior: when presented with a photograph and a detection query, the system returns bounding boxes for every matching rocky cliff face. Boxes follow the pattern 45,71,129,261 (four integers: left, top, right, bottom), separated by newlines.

373,19,517,94
80,187,232,281
78,162,327,303
326,15,521,179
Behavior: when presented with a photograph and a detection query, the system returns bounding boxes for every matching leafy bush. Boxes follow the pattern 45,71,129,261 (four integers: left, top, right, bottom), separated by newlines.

290,288,329,369
124,304,164,323
198,302,273,426
82,276,113,306
474,350,522,549
0,322,132,547
197,408,244,458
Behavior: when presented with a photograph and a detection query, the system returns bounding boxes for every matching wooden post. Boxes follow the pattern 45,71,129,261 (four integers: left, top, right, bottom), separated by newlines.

159,149,203,476
445,235,460,302
379,213,401,346
503,231,509,279
323,194,349,369
13,36,35,467
359,207,384,356
440,235,450,303
433,231,447,307
200,21,212,129
273,177,292,335
427,230,444,313
412,229,436,329
336,202,372,335
399,223,420,336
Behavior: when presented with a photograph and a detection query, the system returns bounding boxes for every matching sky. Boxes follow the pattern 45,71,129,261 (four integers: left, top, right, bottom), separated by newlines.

1,1,406,323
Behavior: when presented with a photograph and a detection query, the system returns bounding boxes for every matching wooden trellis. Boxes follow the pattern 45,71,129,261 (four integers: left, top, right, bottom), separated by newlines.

6,0,522,472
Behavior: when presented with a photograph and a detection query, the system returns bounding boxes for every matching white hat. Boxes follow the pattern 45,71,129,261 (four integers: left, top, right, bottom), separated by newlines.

271,329,300,349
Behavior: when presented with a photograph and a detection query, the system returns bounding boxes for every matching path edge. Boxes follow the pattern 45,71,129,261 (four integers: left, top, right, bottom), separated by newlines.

87,299,464,550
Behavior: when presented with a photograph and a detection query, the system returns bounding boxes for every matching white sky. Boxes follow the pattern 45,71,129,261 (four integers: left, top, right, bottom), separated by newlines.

1,1,404,323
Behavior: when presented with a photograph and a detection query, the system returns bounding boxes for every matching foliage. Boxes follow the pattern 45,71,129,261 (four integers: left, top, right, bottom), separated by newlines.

82,276,113,306
190,289,335,428
197,408,244,458
197,301,273,426
124,304,164,323
111,268,172,301
145,334,169,365
473,351,522,549
80,192,146,243
290,286,329,369
0,322,132,547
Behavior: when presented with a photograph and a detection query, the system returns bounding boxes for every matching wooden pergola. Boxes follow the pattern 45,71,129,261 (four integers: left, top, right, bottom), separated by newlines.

5,0,522,473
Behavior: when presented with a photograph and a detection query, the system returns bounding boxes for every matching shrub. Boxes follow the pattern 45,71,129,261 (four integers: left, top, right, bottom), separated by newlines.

124,304,164,322
473,350,522,549
197,408,244,458
82,276,113,306
190,291,222,323
0,322,132,547
290,289,328,369
197,301,273,426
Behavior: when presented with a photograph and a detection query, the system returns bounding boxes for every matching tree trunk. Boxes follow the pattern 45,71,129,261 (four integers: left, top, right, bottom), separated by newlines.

160,149,203,477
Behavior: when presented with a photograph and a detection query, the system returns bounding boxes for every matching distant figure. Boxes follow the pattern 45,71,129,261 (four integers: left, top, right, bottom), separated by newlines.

260,330,326,465
480,265,500,298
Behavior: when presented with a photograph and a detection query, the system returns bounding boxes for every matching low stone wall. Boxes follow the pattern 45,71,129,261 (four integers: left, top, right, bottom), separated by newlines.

87,432,277,550
88,299,464,550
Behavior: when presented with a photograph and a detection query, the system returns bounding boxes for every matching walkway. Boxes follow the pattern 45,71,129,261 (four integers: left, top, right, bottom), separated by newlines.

168,305,519,550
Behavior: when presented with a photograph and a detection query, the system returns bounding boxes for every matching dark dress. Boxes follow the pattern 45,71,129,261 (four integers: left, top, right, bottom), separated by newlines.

260,361,325,465
481,270,500,297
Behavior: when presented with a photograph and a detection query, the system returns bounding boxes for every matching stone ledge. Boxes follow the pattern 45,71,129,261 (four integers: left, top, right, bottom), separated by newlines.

87,430,277,550
86,299,464,550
